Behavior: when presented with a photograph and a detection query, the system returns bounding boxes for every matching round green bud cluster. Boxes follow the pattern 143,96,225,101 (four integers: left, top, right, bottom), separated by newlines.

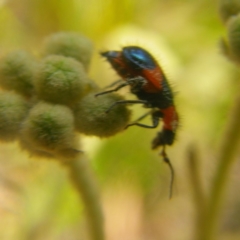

0,31,130,161
42,32,93,71
74,92,131,137
219,1,240,64
0,92,30,141
227,15,240,62
221,14,240,64
0,50,36,97
219,0,240,23
20,102,79,159
35,55,93,105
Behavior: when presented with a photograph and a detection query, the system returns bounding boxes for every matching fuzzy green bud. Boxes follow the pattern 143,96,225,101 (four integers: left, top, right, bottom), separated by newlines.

35,55,93,106
219,0,240,23
219,38,232,60
0,92,30,141
20,102,79,159
0,50,36,97
226,14,240,63
42,32,93,70
74,92,131,137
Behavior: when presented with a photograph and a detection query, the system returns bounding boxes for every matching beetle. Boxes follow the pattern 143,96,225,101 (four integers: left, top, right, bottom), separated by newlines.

95,46,179,198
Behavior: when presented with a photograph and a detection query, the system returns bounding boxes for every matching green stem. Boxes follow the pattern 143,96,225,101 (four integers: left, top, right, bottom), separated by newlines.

65,155,104,240
199,93,240,240
187,145,206,239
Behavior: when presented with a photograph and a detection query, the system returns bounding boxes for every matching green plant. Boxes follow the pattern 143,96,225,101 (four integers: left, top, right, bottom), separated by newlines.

0,31,131,240
189,1,240,240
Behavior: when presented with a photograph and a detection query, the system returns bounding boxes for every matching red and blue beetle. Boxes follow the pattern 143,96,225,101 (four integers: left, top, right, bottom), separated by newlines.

95,46,179,198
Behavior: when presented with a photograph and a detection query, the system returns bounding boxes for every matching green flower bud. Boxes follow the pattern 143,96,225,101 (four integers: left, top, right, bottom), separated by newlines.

20,102,79,159
226,15,240,63
35,55,93,106
0,92,30,141
219,0,240,23
219,38,232,59
42,32,93,70
74,92,131,137
0,50,36,97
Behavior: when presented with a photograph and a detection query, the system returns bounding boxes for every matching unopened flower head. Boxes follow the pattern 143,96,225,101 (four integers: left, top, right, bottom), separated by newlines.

74,92,131,137
20,102,79,159
0,92,30,141
0,50,36,97
42,32,93,70
35,55,93,106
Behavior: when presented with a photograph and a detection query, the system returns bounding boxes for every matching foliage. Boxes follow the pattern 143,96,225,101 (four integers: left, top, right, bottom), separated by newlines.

1,1,240,240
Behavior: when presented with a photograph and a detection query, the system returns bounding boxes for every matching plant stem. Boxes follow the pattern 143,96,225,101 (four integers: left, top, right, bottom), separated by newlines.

198,93,240,240
187,145,206,239
65,155,104,240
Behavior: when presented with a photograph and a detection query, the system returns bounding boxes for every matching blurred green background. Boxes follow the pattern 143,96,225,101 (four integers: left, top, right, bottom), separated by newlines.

0,0,239,239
